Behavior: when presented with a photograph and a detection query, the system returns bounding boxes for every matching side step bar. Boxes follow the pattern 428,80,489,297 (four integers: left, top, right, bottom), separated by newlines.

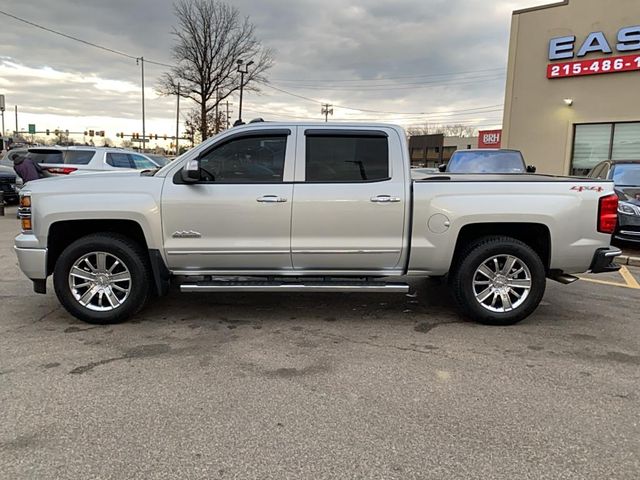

180,280,409,293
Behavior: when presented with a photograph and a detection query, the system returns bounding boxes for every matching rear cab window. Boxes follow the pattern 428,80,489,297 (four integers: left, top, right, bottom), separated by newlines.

304,132,389,182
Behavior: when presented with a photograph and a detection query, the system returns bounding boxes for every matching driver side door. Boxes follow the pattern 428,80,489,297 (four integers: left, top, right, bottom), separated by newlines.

161,128,295,273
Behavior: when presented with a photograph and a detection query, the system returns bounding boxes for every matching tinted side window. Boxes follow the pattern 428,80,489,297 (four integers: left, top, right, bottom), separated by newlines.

64,150,95,165
305,135,389,182
198,136,287,183
129,154,157,169
106,153,132,168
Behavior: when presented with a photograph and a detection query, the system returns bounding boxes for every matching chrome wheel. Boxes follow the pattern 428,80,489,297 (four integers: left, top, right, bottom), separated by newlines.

68,251,131,312
472,254,532,313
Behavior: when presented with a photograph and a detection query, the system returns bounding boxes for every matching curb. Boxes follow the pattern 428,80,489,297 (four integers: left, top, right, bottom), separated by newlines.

615,255,640,267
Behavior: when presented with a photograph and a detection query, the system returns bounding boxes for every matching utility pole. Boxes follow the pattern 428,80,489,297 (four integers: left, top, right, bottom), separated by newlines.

215,89,219,134
138,57,146,153
236,59,254,124
175,83,180,156
15,105,18,135
0,95,5,137
321,103,333,122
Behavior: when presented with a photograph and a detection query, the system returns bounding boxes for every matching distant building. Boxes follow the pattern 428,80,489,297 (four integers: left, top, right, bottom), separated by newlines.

408,134,478,167
503,0,640,175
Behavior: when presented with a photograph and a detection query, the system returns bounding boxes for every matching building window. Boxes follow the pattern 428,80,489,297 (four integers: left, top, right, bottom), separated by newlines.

571,122,640,175
612,123,640,161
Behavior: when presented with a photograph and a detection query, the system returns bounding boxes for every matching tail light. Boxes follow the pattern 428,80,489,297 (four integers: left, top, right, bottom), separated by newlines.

598,194,618,234
45,167,77,174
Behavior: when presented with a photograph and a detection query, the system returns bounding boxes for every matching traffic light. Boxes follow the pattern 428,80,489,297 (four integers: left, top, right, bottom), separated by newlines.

163,134,167,140
100,131,105,137
89,130,95,137
154,134,158,140
120,132,124,138
54,129,60,136
84,131,88,136
46,129,50,135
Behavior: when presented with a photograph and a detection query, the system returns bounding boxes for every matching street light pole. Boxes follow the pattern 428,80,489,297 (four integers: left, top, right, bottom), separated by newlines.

236,59,254,124
138,57,146,153
176,83,180,156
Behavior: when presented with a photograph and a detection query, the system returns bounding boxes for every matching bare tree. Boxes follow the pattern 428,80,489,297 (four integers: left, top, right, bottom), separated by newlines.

407,123,478,138
159,0,274,141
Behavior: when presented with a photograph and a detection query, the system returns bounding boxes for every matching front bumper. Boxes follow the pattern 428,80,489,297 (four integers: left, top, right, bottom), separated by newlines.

14,246,48,280
589,247,622,274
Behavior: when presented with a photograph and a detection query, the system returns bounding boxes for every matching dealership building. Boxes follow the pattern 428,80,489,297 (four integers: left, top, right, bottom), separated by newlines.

502,0,640,175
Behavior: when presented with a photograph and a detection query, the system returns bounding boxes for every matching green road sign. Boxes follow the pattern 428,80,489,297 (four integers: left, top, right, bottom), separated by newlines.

28,124,36,134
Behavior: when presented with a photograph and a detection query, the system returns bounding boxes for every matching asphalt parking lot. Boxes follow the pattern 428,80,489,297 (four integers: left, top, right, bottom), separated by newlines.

1,207,639,479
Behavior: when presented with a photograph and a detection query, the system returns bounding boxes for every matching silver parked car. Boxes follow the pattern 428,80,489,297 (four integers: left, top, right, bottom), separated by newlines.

23,146,160,176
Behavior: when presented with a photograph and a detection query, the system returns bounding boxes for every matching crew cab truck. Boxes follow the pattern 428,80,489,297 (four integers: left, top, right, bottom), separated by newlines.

15,122,621,326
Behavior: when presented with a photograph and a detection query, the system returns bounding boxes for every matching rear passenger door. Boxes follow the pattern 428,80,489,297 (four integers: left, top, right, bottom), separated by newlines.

290,128,407,272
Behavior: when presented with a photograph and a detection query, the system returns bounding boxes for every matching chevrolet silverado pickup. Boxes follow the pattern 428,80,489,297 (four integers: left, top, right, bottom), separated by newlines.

15,122,621,326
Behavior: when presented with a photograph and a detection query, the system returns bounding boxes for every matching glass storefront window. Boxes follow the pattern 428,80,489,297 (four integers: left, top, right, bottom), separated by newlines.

571,124,612,176
612,123,640,160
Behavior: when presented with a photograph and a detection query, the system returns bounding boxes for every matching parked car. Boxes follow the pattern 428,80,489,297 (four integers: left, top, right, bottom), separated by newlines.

15,122,620,326
22,146,161,176
439,149,536,174
0,165,19,204
587,160,640,244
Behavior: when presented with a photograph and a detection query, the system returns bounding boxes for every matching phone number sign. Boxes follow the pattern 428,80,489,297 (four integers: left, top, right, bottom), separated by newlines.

548,54,640,79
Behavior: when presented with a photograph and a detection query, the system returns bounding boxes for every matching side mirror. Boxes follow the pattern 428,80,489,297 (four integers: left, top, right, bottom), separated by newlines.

526,165,537,173
438,164,447,172
180,158,200,183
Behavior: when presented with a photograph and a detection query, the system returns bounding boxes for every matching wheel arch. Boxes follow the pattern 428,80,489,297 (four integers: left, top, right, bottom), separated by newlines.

452,223,551,273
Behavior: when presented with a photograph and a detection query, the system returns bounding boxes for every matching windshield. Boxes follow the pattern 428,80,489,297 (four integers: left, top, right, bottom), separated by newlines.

612,163,640,185
447,150,525,173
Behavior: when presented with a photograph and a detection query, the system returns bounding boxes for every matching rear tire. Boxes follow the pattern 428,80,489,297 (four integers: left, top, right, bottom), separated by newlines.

449,236,546,326
53,233,151,324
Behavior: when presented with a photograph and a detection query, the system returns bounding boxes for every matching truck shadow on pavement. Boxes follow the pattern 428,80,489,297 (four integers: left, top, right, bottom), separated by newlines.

134,277,469,333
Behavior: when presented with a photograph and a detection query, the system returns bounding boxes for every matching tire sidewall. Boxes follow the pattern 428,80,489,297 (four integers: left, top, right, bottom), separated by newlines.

54,235,150,324
455,239,546,325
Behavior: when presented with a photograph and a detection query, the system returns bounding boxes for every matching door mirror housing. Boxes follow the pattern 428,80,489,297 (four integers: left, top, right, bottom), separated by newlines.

526,165,537,173
438,164,447,172
181,158,200,183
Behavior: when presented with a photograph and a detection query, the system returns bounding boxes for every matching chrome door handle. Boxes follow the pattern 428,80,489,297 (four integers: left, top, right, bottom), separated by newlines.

370,195,401,203
257,195,287,203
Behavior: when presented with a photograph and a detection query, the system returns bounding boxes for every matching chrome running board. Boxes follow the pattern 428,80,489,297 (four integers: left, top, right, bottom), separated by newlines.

180,280,409,293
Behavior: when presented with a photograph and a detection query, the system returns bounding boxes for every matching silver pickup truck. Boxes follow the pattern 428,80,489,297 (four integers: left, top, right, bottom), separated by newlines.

15,122,621,326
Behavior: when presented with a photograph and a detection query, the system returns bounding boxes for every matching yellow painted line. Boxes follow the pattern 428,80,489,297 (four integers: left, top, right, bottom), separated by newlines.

578,266,640,290
619,266,640,289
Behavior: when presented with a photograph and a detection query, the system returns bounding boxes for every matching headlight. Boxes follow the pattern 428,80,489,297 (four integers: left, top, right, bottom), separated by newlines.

18,192,32,232
618,202,640,216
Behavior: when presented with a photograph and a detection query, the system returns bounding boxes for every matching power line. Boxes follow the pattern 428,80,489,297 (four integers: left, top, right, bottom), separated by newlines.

260,83,503,116
270,75,505,92
271,67,505,83
0,9,173,67
1,8,503,122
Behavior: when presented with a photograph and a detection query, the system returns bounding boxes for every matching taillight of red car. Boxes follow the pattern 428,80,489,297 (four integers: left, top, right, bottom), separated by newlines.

45,167,78,175
598,194,618,234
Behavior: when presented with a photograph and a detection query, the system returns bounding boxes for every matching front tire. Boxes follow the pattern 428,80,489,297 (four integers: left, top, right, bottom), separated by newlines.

449,236,546,326
54,233,151,324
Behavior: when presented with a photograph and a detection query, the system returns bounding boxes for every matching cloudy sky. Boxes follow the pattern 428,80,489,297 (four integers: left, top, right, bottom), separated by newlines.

0,0,553,146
